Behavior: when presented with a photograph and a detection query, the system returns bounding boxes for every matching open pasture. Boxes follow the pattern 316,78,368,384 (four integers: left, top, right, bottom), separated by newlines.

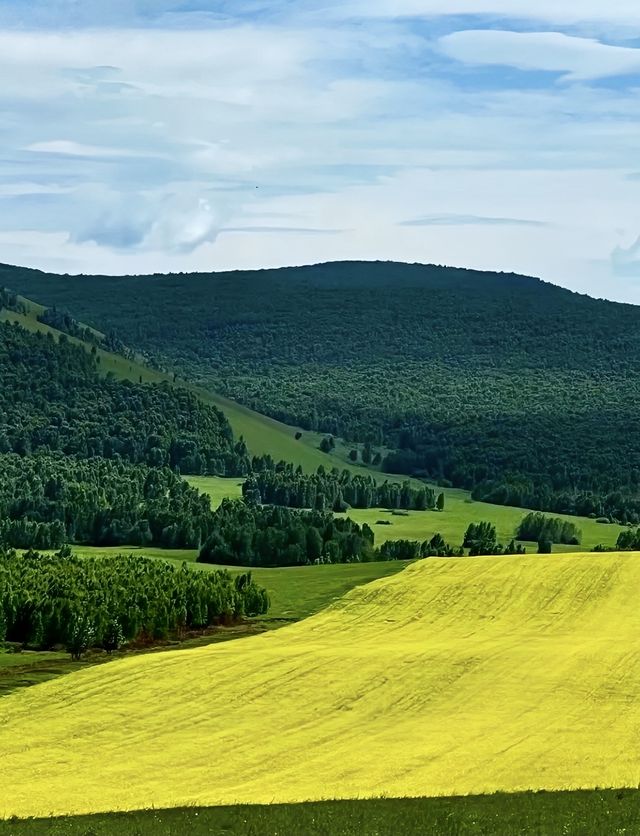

1,552,640,818
188,475,626,552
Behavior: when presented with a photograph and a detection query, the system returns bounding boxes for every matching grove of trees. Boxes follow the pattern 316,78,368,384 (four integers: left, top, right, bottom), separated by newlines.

515,513,581,546
0,547,269,651
243,463,440,512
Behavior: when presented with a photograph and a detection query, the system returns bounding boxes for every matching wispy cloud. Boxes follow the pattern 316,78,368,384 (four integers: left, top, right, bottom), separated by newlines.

438,31,640,82
399,214,548,227
25,140,158,159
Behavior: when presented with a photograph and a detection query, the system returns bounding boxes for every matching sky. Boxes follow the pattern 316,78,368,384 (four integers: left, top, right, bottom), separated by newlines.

0,1,640,301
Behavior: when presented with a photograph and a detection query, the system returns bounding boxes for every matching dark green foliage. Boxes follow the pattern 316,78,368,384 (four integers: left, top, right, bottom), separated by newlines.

0,286,22,313
616,527,640,550
379,534,460,560
0,453,216,548
538,539,553,554
102,618,125,653
8,263,640,522
198,499,376,567
243,462,435,512
319,436,335,453
37,307,101,346
65,615,95,660
516,513,581,545
3,790,640,836
463,521,498,556
0,547,268,651
0,320,248,476
462,522,526,556
436,492,445,511
8,260,640,518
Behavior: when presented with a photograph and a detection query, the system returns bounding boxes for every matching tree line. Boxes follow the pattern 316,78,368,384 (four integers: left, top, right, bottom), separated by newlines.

0,547,269,653
0,453,220,550
243,463,442,512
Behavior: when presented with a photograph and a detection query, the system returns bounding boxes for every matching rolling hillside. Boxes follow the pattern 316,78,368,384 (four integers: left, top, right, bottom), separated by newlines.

2,551,640,818
4,260,640,522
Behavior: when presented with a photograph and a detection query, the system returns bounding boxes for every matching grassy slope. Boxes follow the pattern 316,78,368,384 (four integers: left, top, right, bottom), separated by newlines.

0,301,393,473
2,552,640,818
6,296,626,551
189,475,625,552
56,549,405,621
3,791,640,836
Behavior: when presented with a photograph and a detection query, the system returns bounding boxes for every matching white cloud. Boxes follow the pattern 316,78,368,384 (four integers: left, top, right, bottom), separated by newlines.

25,140,157,159
338,0,640,29
438,31,640,81
0,9,638,302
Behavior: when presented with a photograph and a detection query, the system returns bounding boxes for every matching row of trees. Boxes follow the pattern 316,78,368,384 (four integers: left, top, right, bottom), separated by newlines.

0,453,217,549
471,480,640,527
379,534,461,560
0,548,269,652
242,464,442,512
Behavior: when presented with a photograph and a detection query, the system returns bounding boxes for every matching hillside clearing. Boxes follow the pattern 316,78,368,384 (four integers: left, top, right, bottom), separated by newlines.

188,475,626,551
1,552,640,818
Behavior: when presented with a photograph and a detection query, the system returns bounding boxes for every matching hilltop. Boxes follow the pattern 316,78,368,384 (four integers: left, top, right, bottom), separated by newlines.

4,260,640,520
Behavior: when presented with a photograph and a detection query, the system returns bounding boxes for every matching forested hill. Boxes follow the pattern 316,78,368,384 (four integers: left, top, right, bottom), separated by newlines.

0,316,252,549
4,260,640,520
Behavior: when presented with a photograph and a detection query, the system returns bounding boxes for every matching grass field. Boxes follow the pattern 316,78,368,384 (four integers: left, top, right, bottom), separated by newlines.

2,551,640,819
188,475,626,552
2,790,639,836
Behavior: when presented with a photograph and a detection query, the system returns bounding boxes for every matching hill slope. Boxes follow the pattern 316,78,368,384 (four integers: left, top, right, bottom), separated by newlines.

4,260,640,519
2,552,640,818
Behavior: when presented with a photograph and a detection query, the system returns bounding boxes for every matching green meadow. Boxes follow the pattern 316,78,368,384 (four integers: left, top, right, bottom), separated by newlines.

189,475,626,553
1,790,639,836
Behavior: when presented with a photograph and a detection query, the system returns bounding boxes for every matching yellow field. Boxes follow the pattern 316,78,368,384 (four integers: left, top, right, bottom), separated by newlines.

2,552,640,818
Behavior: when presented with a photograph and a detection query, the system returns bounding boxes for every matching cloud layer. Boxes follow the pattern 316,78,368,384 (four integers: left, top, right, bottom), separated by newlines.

0,1,638,301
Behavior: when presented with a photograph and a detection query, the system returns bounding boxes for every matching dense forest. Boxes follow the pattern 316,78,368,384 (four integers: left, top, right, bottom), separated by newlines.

243,463,440,512
0,316,254,550
0,548,268,651
0,453,216,550
6,260,640,519
0,319,249,475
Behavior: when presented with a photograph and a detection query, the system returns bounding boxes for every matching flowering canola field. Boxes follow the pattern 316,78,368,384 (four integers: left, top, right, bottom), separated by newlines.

2,552,640,819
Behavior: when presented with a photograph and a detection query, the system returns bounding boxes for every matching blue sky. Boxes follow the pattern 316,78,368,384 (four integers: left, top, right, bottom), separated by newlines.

0,1,639,300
